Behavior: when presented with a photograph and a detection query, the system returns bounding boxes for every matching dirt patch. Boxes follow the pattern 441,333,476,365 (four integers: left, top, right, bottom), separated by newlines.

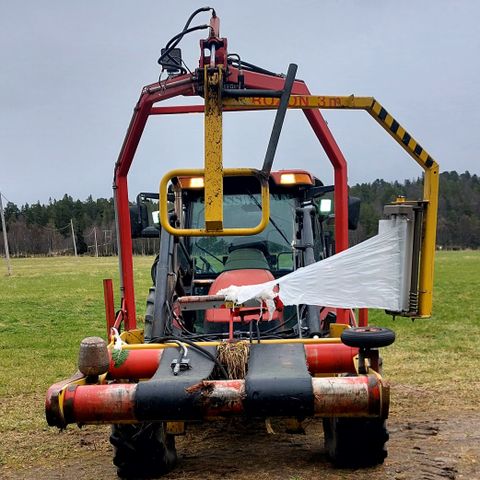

1,411,478,480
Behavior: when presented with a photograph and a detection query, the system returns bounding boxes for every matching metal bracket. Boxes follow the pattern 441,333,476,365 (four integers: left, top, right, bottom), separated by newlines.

384,200,426,316
171,357,191,376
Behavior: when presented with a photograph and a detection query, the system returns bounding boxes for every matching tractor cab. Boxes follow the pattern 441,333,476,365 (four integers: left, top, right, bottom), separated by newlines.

181,170,322,335
135,168,360,339
139,169,340,338
184,170,320,277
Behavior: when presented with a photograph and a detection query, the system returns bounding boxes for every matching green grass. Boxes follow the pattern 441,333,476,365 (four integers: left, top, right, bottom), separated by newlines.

371,250,480,412
0,257,154,424
0,251,478,467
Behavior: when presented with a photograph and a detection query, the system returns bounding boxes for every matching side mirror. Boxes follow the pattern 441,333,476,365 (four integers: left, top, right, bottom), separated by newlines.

348,197,361,230
129,203,150,238
139,225,162,238
130,192,161,238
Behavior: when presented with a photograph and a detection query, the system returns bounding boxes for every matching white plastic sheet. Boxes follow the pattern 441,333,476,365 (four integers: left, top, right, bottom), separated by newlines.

218,218,410,312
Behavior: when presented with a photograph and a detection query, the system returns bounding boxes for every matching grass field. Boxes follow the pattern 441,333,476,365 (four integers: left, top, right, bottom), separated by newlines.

0,251,479,471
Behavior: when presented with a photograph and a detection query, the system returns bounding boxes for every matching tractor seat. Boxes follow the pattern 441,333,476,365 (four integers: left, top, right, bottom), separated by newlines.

205,267,279,327
223,248,269,271
204,248,279,329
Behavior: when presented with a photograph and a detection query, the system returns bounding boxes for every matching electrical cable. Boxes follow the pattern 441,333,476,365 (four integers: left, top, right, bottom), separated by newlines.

181,58,192,75
149,335,229,379
169,290,305,342
256,319,261,342
259,309,301,335
165,338,189,359
158,24,209,73
161,292,298,341
227,53,242,65
1,192,12,203
38,223,71,232
174,315,302,341
227,58,281,78
181,6,215,33
157,7,216,75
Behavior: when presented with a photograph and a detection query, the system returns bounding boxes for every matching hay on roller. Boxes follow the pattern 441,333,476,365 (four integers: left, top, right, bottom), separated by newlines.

217,341,250,379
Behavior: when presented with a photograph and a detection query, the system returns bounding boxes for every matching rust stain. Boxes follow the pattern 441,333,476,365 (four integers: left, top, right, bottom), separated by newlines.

185,381,214,395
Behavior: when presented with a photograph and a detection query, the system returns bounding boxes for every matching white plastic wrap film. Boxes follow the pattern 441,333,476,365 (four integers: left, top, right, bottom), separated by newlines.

219,218,410,311
379,217,412,311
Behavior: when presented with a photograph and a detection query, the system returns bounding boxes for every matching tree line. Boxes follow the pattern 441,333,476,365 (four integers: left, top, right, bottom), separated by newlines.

348,170,480,249
1,170,478,257
0,195,158,257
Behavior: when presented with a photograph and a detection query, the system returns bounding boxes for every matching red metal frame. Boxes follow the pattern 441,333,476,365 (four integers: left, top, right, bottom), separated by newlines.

113,53,351,330
113,75,196,329
358,308,369,327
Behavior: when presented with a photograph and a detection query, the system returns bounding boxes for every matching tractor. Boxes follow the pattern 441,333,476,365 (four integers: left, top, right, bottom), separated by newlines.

45,8,439,478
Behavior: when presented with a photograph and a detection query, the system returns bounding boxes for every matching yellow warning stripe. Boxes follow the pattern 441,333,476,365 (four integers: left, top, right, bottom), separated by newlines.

368,100,436,170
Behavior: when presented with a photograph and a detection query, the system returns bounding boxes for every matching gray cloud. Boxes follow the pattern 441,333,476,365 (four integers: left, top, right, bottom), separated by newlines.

1,0,478,204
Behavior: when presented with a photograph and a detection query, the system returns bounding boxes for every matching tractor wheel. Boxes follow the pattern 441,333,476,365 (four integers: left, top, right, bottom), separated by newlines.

110,422,177,479
340,326,395,349
150,254,159,285
323,416,389,467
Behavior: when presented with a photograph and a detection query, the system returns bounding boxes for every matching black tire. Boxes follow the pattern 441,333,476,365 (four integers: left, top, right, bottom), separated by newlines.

323,416,389,467
341,326,395,349
110,423,177,479
151,254,159,285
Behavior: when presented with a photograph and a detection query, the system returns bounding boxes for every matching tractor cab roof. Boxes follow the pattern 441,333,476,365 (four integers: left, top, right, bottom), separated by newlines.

177,169,323,199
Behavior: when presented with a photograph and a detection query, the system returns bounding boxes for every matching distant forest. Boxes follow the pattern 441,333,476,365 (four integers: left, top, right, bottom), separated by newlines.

1,170,478,257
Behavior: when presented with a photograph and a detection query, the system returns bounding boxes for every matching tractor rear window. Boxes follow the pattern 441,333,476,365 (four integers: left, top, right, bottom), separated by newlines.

187,193,296,275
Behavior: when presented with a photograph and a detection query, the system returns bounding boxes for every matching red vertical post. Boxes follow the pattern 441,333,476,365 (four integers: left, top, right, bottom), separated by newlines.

115,175,136,330
358,308,369,327
103,279,115,338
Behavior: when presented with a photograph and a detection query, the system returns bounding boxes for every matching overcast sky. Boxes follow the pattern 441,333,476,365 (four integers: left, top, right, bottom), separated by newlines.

1,1,479,205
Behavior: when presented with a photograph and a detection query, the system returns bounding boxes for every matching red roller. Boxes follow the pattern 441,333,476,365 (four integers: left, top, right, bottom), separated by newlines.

304,343,357,374
57,375,387,427
107,344,357,380
109,349,163,379
63,384,136,425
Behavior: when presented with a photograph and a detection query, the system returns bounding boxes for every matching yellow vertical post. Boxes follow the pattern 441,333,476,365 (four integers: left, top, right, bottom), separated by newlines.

204,66,223,231
418,164,439,316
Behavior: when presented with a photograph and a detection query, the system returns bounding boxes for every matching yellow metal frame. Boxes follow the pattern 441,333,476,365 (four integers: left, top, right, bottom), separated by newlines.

159,167,270,237
56,373,109,420
57,376,87,420
222,94,439,317
108,328,344,350
117,337,342,350
204,66,224,231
